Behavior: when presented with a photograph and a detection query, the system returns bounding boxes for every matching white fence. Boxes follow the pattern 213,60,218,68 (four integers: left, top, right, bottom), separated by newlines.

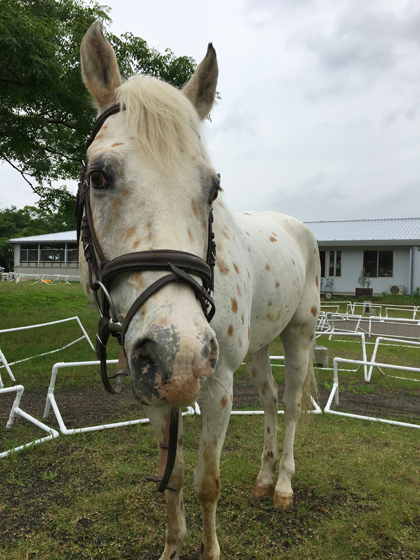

324,357,420,429
2,305,420,459
0,316,95,388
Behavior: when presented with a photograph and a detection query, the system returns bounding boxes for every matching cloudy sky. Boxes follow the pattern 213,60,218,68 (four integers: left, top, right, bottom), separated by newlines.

1,0,419,221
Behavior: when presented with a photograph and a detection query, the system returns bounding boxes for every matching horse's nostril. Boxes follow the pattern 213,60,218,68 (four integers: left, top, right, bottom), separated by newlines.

130,339,162,379
131,339,153,361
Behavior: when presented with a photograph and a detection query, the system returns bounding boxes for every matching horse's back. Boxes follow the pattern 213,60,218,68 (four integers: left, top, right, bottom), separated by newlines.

224,209,319,355
232,210,319,278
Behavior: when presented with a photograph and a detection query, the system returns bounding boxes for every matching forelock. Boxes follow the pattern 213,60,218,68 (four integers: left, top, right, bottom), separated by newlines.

116,75,201,173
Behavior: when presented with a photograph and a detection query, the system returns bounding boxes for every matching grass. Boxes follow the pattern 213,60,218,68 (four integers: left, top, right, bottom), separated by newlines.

1,416,419,559
0,282,119,390
0,282,420,559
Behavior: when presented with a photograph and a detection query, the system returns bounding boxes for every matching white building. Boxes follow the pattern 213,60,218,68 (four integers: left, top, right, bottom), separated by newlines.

8,217,420,294
306,217,420,296
7,231,80,280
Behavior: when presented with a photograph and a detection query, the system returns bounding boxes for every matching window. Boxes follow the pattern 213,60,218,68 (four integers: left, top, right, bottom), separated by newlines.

20,243,78,264
40,246,65,262
363,250,393,278
320,250,341,277
66,245,79,263
21,244,38,262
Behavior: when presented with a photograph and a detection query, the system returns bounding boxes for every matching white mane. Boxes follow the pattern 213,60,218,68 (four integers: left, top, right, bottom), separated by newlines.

116,75,201,172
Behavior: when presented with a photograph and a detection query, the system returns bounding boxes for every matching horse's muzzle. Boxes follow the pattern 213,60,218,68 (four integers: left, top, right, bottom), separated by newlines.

127,326,218,406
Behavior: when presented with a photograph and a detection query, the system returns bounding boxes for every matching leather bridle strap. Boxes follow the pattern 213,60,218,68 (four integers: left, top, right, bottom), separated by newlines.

86,103,121,150
120,262,211,345
145,407,179,493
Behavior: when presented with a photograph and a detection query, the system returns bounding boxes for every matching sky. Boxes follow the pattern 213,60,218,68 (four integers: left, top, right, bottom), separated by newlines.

1,0,419,222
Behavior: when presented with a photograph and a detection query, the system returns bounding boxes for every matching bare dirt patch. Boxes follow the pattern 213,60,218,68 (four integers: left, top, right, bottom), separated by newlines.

1,374,419,434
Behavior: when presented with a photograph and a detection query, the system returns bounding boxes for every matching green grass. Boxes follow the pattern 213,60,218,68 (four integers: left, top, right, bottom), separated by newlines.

1,416,419,559
0,282,119,390
1,283,420,559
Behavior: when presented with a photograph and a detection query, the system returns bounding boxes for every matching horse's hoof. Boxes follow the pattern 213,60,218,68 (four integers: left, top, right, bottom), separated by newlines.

273,491,293,508
252,483,274,498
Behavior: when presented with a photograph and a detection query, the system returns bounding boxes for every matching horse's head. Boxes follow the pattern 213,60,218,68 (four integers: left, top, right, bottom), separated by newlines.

80,22,219,407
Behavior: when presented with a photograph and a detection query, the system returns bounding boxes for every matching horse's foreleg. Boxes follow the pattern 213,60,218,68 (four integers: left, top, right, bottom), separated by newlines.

245,346,278,498
276,324,314,508
147,406,186,560
194,373,233,560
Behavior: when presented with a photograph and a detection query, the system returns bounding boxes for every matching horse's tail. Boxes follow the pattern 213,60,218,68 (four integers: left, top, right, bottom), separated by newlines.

300,348,318,423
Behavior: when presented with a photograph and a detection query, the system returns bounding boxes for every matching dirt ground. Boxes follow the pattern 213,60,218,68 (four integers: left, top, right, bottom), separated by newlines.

1,371,419,434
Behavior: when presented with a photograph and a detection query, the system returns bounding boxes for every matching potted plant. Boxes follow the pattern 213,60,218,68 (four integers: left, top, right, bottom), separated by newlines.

355,270,373,297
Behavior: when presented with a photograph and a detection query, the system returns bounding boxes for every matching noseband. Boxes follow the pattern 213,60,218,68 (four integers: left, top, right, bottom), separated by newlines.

76,103,217,395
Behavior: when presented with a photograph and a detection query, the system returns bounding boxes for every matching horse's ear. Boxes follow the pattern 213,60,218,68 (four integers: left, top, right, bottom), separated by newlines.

80,21,122,113
183,44,218,121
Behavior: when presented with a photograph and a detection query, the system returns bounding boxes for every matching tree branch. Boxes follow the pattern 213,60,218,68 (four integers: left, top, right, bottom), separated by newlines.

1,155,37,193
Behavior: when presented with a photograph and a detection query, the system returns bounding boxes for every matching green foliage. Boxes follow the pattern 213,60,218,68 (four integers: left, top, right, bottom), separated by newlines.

0,0,196,204
357,270,372,288
111,32,196,89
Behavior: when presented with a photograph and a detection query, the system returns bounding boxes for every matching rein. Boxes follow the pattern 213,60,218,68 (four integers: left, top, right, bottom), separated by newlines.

76,103,217,493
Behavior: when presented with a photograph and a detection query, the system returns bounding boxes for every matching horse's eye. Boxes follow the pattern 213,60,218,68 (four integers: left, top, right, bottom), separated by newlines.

210,188,219,203
90,171,108,189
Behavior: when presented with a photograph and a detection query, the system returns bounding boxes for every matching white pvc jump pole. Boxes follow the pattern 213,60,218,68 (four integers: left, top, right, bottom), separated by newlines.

0,348,16,387
0,385,60,459
324,357,420,429
43,360,195,435
367,337,420,382
0,316,95,387
315,330,368,379
0,316,95,351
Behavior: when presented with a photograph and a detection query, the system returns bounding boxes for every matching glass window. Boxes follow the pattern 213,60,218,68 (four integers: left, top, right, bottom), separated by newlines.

363,251,393,278
321,250,341,277
66,245,79,263
364,251,377,277
378,251,393,277
329,251,335,277
335,251,341,277
320,251,326,277
21,244,38,262
40,245,65,262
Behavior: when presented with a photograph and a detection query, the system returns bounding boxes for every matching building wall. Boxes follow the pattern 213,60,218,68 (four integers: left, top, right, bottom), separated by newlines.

12,243,81,280
412,246,420,293
320,246,414,295
14,264,81,280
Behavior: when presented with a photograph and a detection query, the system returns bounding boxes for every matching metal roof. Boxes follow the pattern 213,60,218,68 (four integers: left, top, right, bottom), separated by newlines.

7,230,77,244
304,217,420,245
7,218,420,246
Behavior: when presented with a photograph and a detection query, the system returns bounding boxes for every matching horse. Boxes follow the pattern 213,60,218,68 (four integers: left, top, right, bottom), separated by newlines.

79,21,320,560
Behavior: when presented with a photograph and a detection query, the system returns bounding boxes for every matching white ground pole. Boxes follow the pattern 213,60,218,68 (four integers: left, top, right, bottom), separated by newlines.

0,385,60,459
316,311,329,332
43,360,195,435
367,337,420,382
384,306,420,320
0,316,95,388
0,348,16,388
324,357,420,429
315,331,368,381
193,355,322,416
327,312,420,340
348,302,420,321
43,357,321,438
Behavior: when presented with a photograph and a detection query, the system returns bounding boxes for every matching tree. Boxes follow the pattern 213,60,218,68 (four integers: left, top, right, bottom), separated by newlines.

0,0,196,210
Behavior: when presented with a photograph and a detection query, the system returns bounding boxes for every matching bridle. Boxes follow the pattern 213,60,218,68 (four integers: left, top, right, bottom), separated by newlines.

76,102,216,389
75,103,217,493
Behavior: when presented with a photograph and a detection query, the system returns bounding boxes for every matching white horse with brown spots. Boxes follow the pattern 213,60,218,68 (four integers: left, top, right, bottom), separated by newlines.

80,22,320,560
